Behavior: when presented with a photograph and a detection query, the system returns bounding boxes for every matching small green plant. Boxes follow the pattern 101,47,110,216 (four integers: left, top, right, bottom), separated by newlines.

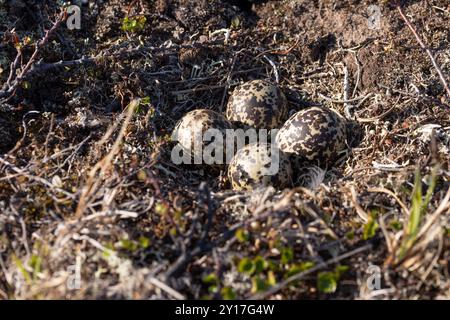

136,96,152,113
138,236,151,249
397,166,438,262
119,239,136,251
317,265,349,294
389,220,402,231
119,236,151,252
221,287,236,300
13,255,32,284
345,230,355,240
102,242,115,259
202,272,219,295
253,256,267,274
141,96,151,105
235,228,250,243
280,247,294,264
238,256,269,276
251,275,270,293
236,255,279,294
202,272,217,284
317,271,337,294
29,254,42,281
121,15,147,33
363,211,379,240
238,257,255,275
21,80,31,90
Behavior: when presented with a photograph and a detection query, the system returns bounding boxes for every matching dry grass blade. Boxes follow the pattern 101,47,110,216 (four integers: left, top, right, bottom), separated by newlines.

368,187,410,217
0,156,74,199
350,186,369,222
1,0,449,300
396,3,450,103
147,277,186,300
74,99,140,219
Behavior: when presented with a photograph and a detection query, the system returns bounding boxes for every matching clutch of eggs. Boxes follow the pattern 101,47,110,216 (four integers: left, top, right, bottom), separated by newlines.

171,80,347,191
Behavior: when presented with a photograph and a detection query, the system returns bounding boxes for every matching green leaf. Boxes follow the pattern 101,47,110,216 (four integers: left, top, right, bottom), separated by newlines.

22,81,31,89
334,265,349,278
266,260,280,272
398,166,438,261
29,254,42,280
267,271,277,286
281,247,294,264
317,272,337,294
13,255,32,284
141,96,151,105
251,276,269,293
221,287,236,300
121,15,147,33
317,265,348,294
138,236,151,249
202,273,217,284
120,239,138,251
136,96,152,114
408,168,423,237
235,228,249,243
238,257,255,275
421,166,438,218
363,213,379,240
253,256,267,274
208,285,218,293
102,242,115,258
389,220,402,231
345,230,355,240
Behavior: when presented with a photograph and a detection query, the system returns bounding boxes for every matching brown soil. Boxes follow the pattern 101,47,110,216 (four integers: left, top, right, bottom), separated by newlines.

0,0,449,300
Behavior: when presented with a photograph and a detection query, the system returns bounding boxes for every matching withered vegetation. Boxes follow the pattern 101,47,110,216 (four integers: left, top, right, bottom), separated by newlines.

0,0,449,299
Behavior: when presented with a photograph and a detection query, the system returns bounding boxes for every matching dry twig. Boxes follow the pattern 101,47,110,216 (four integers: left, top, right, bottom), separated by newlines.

396,3,450,103
74,99,139,219
0,11,67,102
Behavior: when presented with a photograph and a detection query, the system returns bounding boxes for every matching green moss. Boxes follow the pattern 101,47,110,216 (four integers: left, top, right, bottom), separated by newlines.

121,16,147,33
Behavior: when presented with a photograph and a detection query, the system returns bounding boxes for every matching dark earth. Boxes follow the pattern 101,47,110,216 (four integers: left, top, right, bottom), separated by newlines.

0,0,449,299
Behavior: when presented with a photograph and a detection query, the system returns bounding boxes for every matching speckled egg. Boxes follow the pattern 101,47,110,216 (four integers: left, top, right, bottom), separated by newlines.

228,142,292,191
275,107,347,163
226,80,288,129
172,109,234,165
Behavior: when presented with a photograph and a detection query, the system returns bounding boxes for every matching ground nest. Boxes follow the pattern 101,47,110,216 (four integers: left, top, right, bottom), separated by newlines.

0,0,449,299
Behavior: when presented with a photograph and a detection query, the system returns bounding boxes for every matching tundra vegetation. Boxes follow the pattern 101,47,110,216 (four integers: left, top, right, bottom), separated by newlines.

0,0,448,300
